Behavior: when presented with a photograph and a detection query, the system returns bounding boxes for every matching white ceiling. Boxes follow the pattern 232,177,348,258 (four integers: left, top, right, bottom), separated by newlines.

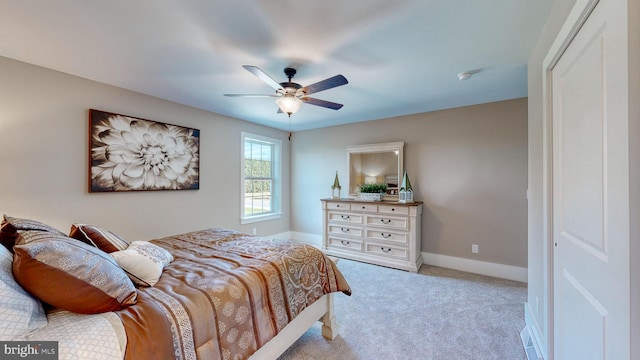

0,1,554,131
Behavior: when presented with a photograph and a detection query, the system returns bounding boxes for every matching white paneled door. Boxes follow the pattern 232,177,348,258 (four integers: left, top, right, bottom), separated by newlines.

551,0,630,359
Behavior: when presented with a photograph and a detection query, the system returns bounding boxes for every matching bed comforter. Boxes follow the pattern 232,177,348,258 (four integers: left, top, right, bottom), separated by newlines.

114,228,351,360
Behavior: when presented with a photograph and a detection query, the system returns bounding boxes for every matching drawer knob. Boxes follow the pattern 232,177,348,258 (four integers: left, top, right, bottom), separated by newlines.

391,208,395,211
381,232,391,239
381,247,392,253
341,215,350,220
380,219,391,224
340,227,350,233
341,240,351,246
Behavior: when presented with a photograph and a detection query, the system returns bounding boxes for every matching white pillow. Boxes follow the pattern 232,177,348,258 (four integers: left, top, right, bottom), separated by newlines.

110,241,173,287
0,245,47,339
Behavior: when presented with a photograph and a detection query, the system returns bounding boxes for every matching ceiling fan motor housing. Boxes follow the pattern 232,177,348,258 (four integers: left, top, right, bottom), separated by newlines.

279,82,302,95
281,68,302,94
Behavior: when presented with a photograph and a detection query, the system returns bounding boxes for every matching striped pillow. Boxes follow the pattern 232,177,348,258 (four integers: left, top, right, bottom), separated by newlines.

69,224,129,253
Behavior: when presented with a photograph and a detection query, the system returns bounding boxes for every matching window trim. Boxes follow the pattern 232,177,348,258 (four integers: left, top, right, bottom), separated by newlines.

240,132,282,224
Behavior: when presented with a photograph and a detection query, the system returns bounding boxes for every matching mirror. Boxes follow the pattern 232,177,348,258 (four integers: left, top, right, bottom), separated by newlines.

347,141,404,200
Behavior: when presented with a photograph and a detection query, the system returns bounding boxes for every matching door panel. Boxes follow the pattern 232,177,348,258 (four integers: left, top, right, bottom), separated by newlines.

559,269,606,359
557,25,605,256
551,0,629,358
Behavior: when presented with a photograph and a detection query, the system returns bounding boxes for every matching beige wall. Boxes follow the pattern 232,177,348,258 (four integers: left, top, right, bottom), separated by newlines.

291,98,528,268
0,56,291,241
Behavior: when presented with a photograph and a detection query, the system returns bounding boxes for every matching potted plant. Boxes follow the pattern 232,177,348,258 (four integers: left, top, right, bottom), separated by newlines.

358,183,388,201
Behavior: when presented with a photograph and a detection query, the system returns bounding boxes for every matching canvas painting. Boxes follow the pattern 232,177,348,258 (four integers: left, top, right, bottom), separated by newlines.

89,109,200,192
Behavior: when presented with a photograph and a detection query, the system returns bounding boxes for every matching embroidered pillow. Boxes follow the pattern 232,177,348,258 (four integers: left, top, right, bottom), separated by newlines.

69,224,129,253
0,215,65,252
0,244,47,339
110,241,173,287
12,231,137,314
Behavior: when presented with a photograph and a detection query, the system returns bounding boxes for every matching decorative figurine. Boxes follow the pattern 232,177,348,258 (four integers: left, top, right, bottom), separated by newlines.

331,171,342,199
398,170,414,203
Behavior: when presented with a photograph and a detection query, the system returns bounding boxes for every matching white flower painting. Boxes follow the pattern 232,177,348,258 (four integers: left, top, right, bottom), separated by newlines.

90,110,200,192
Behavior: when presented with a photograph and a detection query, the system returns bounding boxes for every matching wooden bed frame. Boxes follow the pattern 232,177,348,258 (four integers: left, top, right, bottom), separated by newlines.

249,293,338,359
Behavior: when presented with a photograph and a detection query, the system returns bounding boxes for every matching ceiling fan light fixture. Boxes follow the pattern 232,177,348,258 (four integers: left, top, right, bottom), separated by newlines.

276,95,302,116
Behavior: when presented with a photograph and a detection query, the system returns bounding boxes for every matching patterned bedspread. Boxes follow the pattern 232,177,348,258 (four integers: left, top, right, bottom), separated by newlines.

115,228,351,360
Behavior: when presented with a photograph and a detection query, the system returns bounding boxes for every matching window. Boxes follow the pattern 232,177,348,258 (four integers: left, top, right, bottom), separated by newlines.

241,132,282,223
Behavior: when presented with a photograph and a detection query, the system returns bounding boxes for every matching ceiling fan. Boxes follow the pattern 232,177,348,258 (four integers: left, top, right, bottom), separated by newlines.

224,65,348,117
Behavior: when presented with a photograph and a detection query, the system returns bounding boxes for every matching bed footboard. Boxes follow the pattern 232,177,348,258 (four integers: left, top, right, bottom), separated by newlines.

249,293,337,359
321,291,338,340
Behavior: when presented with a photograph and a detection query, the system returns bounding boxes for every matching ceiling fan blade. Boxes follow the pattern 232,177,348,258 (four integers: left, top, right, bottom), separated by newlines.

243,65,283,91
302,75,348,95
302,97,344,110
224,93,279,97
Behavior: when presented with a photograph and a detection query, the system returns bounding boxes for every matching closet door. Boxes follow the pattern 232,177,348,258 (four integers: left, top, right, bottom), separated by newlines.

551,0,630,358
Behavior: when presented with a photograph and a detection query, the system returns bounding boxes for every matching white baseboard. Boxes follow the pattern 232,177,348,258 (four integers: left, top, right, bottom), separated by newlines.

421,252,528,282
524,302,546,360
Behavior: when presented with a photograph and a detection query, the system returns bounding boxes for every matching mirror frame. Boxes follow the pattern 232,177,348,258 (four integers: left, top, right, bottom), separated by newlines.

347,141,404,201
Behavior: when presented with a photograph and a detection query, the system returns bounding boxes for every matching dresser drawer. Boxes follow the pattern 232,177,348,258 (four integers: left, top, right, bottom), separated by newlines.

326,202,352,211
327,237,363,252
351,203,378,212
366,229,408,245
329,224,363,238
328,211,363,224
365,243,408,260
366,215,408,230
378,205,409,215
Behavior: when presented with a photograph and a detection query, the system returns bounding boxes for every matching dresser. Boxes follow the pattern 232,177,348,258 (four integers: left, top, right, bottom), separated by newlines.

321,199,423,272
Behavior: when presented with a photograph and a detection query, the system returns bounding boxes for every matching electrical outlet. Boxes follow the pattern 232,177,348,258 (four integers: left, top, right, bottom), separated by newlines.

472,244,479,254
252,228,257,235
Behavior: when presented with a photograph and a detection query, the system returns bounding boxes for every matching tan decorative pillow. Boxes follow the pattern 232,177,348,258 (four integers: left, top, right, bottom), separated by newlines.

69,224,129,253
12,231,137,314
110,241,173,287
0,215,65,252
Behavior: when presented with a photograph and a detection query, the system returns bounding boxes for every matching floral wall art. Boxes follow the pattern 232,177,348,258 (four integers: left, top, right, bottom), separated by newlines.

89,109,200,192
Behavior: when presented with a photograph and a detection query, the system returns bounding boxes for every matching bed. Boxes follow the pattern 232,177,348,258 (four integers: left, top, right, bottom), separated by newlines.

0,216,351,360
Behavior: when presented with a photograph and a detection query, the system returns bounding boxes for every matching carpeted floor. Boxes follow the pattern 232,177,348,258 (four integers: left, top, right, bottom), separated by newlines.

278,259,527,360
